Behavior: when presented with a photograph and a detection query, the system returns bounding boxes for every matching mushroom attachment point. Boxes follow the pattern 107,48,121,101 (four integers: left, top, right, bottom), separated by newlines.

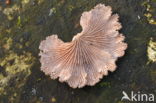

39,4,127,88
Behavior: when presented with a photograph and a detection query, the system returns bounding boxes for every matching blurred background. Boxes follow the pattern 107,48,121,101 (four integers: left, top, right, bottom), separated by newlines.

0,0,156,103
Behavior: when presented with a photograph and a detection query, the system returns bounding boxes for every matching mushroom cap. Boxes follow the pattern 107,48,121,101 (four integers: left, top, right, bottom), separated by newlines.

39,4,127,88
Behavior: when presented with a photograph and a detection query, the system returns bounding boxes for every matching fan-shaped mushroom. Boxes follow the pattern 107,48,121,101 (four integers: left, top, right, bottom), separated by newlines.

39,4,127,88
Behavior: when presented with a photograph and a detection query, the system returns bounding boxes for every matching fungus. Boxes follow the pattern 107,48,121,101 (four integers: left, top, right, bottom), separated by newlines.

39,4,127,88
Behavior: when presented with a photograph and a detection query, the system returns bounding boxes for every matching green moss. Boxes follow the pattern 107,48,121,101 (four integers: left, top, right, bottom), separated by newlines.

3,4,20,20
142,0,156,25
147,38,156,63
3,52,33,74
0,37,35,103
99,82,111,88
49,7,57,16
2,37,13,50
17,16,22,28
51,97,56,102
117,101,124,103
21,0,30,6
0,53,35,102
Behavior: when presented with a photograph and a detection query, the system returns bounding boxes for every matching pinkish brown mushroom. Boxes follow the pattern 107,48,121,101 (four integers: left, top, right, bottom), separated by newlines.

39,4,127,88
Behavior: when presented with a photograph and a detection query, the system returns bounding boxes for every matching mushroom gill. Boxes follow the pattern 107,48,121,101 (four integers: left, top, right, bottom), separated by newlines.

39,4,127,88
